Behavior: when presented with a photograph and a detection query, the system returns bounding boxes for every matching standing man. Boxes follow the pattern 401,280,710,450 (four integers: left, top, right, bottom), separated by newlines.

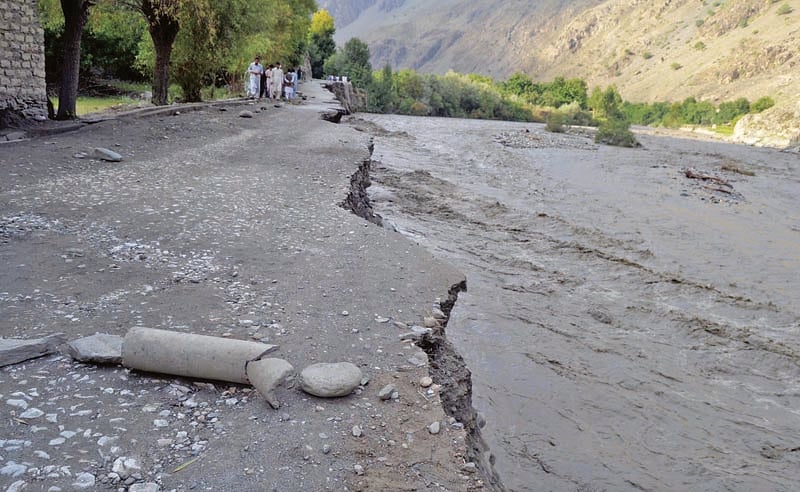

247,56,263,99
272,63,284,101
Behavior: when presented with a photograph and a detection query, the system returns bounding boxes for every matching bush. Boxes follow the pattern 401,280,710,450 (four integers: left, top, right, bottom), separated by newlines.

642,51,653,59
777,3,793,15
595,118,639,147
694,41,706,50
671,62,683,70
751,96,775,113
545,112,566,133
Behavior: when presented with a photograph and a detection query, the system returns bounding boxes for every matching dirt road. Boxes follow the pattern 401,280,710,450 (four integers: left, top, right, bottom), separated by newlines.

0,85,486,491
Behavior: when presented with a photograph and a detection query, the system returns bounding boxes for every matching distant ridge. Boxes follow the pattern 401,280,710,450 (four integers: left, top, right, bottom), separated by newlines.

318,0,799,142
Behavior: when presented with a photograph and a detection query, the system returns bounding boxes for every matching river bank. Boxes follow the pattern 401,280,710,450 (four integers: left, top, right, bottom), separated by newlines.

352,113,800,491
0,83,490,491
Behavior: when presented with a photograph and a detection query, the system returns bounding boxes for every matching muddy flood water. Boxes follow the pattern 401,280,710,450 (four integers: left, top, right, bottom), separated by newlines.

351,115,800,491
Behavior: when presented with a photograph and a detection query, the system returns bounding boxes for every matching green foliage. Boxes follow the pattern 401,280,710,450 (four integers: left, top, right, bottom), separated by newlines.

694,41,706,50
39,0,148,84
751,96,775,113
671,62,683,70
595,118,638,147
308,9,336,78
642,51,653,59
588,85,623,120
499,73,587,109
365,68,533,122
695,19,704,27
545,112,566,133
324,38,373,88
777,3,793,15
622,95,767,128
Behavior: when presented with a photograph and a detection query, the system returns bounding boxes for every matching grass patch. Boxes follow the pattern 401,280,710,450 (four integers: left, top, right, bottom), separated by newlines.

52,96,140,116
712,124,736,136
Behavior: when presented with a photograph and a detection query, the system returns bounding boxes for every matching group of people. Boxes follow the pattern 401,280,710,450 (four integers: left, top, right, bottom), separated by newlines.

246,57,301,101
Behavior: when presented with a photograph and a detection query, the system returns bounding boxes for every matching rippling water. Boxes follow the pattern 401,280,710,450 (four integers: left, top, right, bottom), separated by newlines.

352,115,800,492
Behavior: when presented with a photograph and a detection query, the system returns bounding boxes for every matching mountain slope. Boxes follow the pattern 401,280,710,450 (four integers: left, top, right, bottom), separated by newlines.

318,0,800,108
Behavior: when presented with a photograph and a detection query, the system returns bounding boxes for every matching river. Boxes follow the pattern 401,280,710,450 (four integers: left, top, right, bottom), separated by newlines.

350,115,800,492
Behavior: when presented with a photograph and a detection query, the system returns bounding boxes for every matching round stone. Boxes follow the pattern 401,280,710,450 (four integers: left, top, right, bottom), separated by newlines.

299,362,363,398
428,421,441,435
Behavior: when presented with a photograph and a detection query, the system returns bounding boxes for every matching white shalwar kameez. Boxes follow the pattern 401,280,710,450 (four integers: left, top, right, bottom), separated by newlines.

247,62,263,97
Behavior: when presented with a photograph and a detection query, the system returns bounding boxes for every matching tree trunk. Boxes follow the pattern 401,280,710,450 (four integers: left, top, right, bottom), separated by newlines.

141,0,180,106
56,0,90,120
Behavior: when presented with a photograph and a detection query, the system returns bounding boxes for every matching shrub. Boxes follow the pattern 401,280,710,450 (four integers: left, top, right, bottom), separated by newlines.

642,51,653,59
751,96,775,113
545,112,566,133
777,3,793,15
696,19,705,27
694,41,706,50
595,118,639,147
671,62,683,70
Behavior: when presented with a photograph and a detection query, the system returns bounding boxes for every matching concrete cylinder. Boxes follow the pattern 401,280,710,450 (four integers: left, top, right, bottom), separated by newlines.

122,327,277,384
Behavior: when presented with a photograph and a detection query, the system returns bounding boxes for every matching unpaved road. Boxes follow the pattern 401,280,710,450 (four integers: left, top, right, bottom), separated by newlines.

0,85,486,491
352,114,800,492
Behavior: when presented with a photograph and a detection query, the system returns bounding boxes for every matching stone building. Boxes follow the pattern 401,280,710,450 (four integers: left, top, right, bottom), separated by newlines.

1,0,48,127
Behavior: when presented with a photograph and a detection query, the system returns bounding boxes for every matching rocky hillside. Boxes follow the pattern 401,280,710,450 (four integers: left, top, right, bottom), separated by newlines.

318,0,799,144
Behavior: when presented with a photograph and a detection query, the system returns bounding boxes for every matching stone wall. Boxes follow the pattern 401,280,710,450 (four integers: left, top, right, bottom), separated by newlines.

0,0,48,127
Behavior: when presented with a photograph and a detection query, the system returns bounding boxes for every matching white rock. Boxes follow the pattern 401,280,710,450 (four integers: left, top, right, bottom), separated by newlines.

6,399,28,410
111,457,141,479
428,421,441,435
378,385,395,401
97,436,117,447
419,376,433,388
353,464,365,475
153,419,169,427
0,462,27,477
352,425,363,438
93,147,123,162
6,480,27,492
72,472,96,489
65,334,123,364
48,438,65,446
19,408,44,419
299,362,363,398
129,483,160,492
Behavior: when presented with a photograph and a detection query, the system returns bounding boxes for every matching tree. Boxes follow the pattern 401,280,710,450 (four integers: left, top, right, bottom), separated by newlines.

138,0,181,105
307,9,336,79
56,0,92,120
368,64,396,112
325,38,373,88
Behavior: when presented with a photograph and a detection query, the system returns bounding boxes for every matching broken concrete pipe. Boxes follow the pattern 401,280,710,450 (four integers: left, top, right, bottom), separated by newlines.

122,327,298,408
122,327,278,385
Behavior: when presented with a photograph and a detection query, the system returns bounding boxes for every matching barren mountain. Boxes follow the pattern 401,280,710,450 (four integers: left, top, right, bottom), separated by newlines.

319,0,799,143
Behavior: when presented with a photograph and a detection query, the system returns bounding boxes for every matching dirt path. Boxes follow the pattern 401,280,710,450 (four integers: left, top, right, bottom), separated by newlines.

0,85,487,491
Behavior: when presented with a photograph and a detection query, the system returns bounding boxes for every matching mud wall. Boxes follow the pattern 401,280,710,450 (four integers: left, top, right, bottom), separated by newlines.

0,0,48,127
324,81,367,114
